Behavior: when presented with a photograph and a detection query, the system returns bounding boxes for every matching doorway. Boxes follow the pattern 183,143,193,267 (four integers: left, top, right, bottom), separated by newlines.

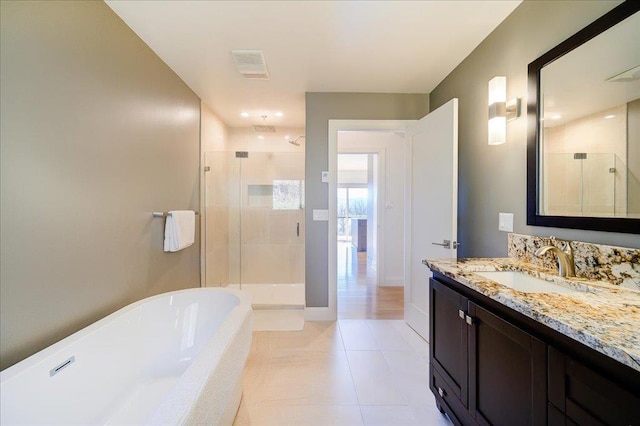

335,130,408,319
327,103,458,337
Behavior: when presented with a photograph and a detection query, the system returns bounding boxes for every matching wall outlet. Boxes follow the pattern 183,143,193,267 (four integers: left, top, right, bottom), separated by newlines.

313,209,329,221
498,213,514,232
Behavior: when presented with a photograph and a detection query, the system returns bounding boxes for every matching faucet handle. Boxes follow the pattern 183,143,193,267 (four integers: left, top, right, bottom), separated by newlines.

549,236,572,253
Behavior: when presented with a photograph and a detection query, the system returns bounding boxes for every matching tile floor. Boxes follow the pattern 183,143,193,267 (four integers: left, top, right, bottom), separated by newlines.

233,319,453,426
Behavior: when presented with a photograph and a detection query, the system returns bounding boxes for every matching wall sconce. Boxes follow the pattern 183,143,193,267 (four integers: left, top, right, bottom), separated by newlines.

488,76,521,145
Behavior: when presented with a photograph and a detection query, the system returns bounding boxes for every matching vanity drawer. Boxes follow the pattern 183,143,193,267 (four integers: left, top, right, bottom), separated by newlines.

431,366,467,426
548,346,640,426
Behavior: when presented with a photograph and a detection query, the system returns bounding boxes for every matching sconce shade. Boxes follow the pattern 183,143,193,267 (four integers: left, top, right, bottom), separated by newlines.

488,76,507,145
488,76,506,105
488,116,506,145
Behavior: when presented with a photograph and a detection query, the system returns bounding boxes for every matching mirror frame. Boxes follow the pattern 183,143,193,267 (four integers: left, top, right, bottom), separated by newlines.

527,0,640,234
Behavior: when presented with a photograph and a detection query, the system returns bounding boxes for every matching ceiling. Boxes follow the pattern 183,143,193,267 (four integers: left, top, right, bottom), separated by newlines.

105,0,521,128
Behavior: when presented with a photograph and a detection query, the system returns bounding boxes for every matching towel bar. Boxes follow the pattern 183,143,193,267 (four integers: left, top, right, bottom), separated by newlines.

152,211,199,218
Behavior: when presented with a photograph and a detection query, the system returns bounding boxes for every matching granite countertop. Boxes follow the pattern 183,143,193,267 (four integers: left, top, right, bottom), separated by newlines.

425,257,640,373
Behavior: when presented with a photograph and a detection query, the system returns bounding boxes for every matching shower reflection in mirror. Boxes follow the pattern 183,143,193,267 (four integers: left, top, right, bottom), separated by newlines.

538,9,640,219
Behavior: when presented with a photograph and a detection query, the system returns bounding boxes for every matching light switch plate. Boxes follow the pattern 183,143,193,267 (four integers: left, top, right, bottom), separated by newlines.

498,212,514,232
321,171,329,183
313,209,329,221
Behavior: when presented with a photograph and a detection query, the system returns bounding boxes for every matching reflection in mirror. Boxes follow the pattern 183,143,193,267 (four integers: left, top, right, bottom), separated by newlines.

539,10,639,219
527,1,640,233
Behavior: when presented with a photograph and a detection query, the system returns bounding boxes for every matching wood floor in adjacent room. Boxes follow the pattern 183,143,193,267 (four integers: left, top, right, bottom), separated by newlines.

337,242,404,320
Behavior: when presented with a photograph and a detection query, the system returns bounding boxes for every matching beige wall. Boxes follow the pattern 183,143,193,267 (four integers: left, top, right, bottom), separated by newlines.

305,93,429,307
429,0,639,257
201,102,228,152
0,1,201,370
224,127,306,153
200,102,229,286
628,99,640,215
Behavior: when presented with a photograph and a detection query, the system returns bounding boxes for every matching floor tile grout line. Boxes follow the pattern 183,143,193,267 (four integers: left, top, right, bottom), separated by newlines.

364,319,385,351
337,320,364,411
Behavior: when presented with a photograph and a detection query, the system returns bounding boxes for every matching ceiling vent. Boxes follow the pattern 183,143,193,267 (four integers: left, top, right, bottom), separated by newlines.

253,125,276,132
231,50,270,80
607,65,640,83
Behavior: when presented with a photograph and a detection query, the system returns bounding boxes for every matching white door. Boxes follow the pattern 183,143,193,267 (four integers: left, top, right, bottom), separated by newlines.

404,98,458,341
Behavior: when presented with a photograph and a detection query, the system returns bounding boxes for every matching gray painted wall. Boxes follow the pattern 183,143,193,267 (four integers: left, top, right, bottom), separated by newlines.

429,0,639,258
305,93,429,307
0,1,201,369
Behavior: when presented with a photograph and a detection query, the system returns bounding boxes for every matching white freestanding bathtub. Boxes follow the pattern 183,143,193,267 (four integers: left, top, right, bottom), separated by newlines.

0,288,252,425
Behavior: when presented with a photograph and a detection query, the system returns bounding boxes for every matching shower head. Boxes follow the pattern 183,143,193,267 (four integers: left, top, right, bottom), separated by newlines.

288,136,305,146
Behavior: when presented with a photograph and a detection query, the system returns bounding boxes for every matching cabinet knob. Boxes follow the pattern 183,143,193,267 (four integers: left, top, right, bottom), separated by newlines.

438,387,447,398
458,309,466,320
466,315,475,326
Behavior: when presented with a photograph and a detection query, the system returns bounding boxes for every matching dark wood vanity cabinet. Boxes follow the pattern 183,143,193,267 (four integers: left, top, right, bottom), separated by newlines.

548,346,640,426
430,278,546,426
429,274,640,426
430,279,468,408
468,302,547,426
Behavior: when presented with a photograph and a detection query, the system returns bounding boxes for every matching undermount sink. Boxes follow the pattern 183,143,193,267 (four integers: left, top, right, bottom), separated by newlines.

475,271,579,294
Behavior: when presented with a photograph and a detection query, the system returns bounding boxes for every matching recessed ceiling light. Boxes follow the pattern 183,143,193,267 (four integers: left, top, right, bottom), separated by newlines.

257,135,264,140
275,112,283,117
241,112,249,118
284,135,290,140
604,115,615,119
551,114,562,120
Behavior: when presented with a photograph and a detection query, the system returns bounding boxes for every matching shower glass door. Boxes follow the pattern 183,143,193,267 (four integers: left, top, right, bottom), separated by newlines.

203,151,305,291
542,152,619,216
239,152,305,287
203,151,241,288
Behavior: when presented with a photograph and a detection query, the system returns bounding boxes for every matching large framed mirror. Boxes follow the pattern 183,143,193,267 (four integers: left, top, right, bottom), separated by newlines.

527,1,640,234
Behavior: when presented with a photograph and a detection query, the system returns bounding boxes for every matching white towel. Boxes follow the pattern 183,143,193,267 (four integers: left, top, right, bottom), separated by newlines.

164,210,195,252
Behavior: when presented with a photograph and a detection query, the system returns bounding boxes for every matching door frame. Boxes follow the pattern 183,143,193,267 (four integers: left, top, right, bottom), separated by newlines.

327,120,416,320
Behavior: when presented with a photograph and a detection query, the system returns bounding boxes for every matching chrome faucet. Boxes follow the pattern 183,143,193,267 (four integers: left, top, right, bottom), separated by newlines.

534,238,575,277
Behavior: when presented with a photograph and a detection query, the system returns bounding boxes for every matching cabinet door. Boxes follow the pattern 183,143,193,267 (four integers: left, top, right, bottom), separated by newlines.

548,346,640,426
430,278,468,406
468,302,546,426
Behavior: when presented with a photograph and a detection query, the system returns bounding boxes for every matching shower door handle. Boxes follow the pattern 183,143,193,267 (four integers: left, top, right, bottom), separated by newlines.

297,222,300,237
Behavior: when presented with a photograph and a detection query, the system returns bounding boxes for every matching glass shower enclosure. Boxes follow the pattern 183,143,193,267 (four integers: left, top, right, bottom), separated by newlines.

203,151,305,316
542,152,626,216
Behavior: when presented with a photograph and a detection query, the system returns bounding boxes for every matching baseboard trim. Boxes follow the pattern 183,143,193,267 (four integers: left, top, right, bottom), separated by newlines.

253,304,305,310
304,307,336,321
379,277,404,287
